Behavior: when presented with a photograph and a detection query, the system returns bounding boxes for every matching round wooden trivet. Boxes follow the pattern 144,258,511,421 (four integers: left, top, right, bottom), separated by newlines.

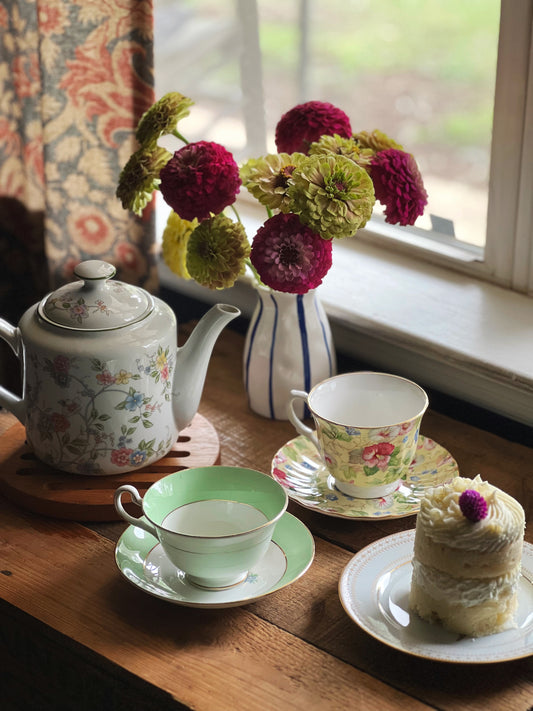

0,413,220,521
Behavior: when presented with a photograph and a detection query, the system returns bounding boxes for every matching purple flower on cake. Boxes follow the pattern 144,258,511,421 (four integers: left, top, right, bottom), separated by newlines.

459,489,488,522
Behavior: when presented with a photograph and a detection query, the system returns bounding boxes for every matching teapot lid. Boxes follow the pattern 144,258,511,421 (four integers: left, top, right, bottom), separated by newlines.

38,260,154,331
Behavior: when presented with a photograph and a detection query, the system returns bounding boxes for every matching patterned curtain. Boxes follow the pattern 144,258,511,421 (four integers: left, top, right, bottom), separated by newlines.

0,0,156,384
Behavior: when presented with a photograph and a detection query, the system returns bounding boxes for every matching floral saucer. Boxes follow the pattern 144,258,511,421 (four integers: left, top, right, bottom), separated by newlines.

339,530,533,663
271,434,459,520
115,511,314,609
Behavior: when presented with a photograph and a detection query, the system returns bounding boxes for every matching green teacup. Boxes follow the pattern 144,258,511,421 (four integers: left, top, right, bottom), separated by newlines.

114,466,288,589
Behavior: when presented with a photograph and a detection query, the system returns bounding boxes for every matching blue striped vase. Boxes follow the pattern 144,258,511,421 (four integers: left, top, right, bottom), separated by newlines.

243,286,336,420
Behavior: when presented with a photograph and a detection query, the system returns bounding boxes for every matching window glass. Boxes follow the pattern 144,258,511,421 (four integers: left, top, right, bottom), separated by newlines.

155,0,501,249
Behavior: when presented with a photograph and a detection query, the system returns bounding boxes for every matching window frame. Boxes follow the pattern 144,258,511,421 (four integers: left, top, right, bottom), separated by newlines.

238,0,533,293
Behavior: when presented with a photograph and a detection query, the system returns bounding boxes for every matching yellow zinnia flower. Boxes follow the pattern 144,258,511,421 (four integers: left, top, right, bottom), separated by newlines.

161,211,198,280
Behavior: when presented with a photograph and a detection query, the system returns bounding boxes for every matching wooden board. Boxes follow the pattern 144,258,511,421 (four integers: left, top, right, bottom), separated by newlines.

0,413,220,521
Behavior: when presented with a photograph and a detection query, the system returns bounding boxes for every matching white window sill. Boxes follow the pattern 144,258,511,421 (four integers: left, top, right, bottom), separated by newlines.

157,210,533,429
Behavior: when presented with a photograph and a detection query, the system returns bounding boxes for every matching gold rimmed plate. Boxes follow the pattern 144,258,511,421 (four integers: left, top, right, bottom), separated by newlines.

339,530,533,663
271,434,458,520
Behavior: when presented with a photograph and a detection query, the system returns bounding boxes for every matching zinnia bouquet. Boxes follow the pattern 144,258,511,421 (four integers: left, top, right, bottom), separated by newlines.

117,92,427,294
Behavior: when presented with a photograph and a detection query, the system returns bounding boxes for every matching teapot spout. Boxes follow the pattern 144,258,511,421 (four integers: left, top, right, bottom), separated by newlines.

172,303,240,431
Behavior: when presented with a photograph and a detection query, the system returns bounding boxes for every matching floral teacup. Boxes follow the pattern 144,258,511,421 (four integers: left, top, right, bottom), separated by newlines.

287,372,428,498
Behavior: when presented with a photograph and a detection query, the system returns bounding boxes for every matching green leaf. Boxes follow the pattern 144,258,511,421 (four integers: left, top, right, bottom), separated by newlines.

66,445,83,455
363,465,379,477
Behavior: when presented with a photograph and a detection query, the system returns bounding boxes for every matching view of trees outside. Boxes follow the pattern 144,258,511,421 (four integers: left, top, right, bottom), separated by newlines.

155,0,500,248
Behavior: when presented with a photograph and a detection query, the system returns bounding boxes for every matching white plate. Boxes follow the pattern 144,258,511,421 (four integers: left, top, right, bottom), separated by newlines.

339,530,533,663
115,511,314,609
272,434,459,520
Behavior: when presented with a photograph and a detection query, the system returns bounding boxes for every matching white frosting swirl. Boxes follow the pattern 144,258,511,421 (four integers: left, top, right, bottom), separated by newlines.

417,475,525,552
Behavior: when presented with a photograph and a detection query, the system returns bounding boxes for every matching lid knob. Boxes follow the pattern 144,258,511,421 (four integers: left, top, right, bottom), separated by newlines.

74,260,117,286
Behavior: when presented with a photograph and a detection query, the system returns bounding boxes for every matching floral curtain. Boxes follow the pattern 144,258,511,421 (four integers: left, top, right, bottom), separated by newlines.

0,0,156,385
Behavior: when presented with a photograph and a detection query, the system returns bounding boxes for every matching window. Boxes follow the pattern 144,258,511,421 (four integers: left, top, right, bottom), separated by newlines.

154,0,533,427
155,0,533,294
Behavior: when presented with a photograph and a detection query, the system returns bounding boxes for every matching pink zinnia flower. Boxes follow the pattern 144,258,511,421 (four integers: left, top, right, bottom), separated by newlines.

362,442,396,470
159,140,241,222
250,212,332,294
370,149,428,226
275,101,352,155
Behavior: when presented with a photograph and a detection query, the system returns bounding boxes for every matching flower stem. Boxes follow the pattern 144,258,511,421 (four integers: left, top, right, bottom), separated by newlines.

230,203,242,223
172,130,189,145
245,258,264,287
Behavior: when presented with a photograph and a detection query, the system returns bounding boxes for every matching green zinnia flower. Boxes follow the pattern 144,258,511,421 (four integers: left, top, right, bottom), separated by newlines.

308,134,374,169
116,146,172,216
288,154,376,239
240,153,306,212
186,213,250,289
352,129,403,154
161,211,199,279
136,92,194,148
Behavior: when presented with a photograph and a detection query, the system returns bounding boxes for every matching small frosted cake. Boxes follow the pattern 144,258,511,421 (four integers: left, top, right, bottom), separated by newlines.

410,475,525,637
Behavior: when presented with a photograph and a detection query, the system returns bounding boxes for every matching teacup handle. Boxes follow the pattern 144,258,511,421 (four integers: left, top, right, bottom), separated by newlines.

114,485,158,536
287,389,320,450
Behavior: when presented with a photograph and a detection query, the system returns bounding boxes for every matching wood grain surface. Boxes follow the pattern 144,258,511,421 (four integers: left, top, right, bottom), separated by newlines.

0,325,531,711
0,413,220,520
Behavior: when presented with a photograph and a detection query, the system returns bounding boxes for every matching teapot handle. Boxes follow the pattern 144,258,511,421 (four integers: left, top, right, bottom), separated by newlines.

0,318,26,424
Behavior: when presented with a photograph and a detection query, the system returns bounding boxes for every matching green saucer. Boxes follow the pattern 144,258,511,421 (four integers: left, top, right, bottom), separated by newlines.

115,511,315,608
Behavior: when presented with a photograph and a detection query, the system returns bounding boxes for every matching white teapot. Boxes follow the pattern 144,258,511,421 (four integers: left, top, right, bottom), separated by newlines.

0,260,239,475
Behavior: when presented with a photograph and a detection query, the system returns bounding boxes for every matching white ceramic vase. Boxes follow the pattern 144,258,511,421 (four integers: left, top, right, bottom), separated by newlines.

243,287,336,420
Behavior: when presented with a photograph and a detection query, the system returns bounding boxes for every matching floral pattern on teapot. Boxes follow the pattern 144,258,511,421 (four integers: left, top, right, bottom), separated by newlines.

25,345,175,475
46,291,112,325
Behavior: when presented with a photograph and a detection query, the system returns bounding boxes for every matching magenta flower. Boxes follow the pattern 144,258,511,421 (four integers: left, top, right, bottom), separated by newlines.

250,213,332,294
159,140,241,222
459,490,488,522
275,101,352,155
370,149,428,226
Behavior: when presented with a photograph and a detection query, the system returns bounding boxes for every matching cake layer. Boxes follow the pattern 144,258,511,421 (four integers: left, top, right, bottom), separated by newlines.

410,559,520,608
410,569,519,638
413,525,523,579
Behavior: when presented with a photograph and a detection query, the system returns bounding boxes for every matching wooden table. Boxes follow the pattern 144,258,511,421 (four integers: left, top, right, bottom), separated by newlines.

0,327,531,711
